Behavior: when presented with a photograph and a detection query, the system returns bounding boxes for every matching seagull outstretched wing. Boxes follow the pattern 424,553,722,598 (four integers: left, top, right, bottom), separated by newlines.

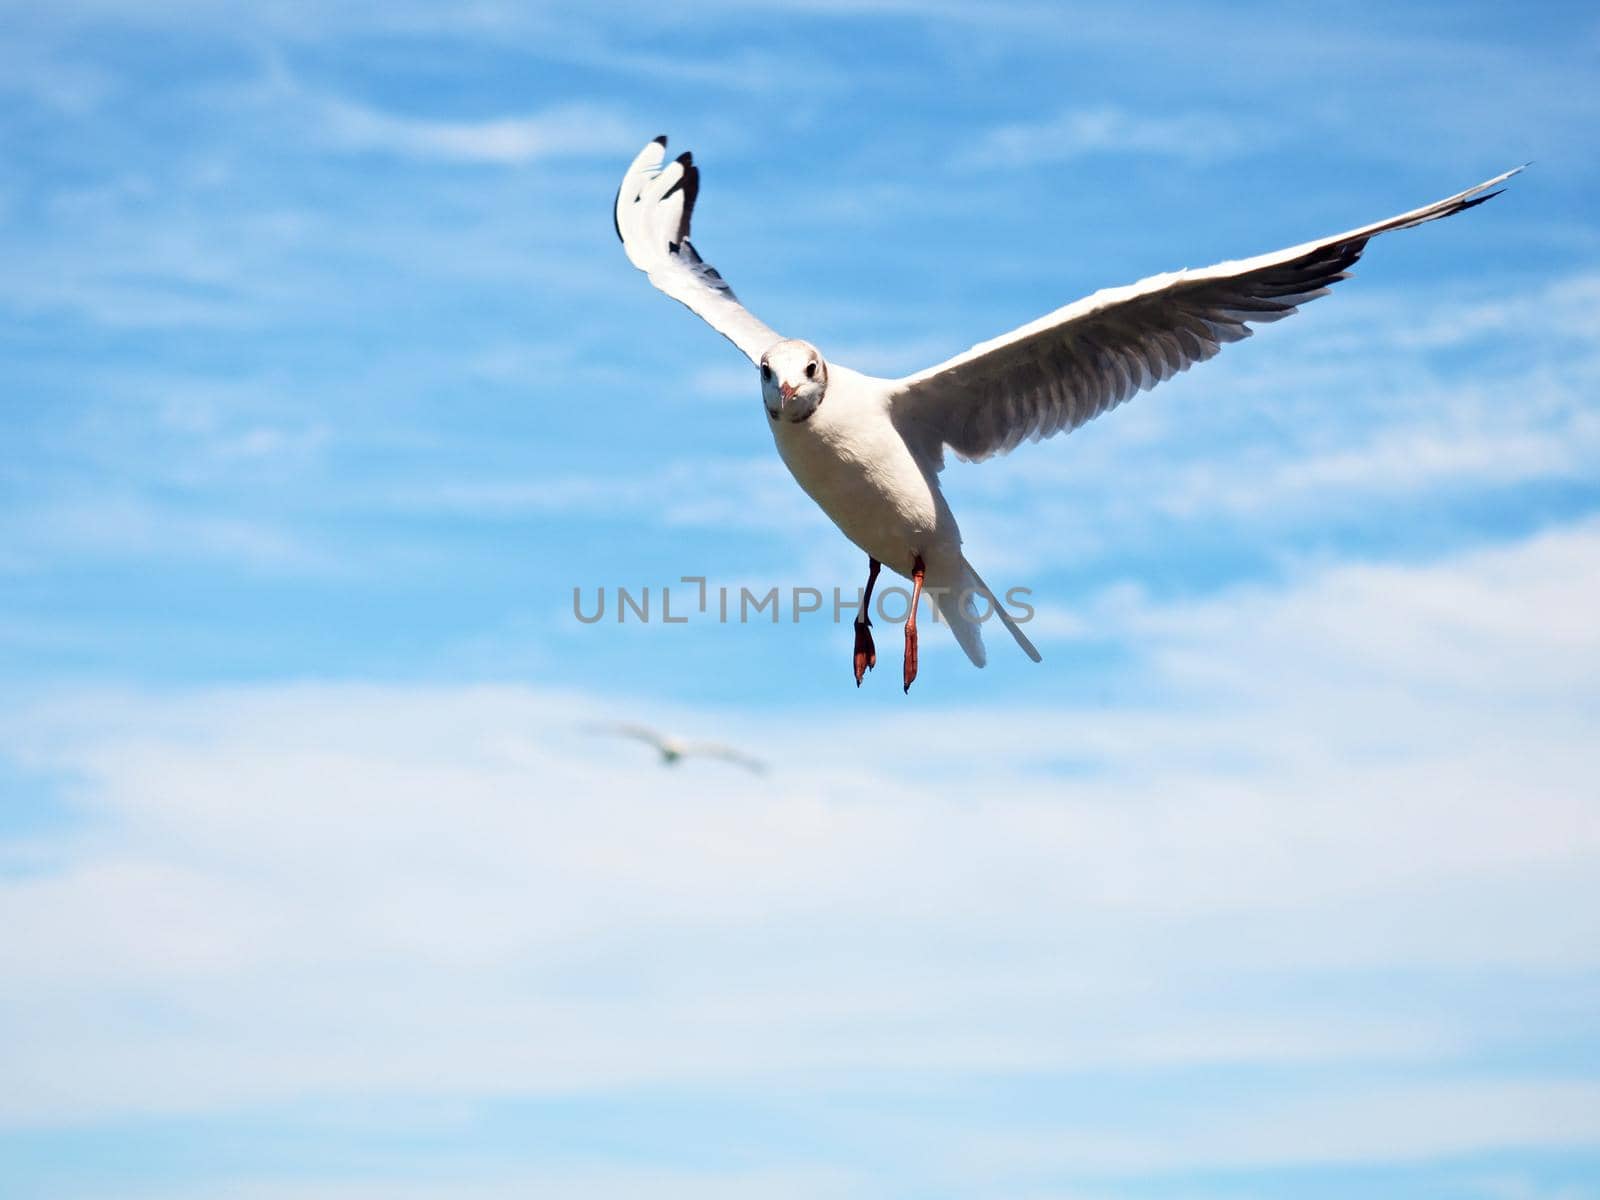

590,721,671,755
680,742,768,775
891,167,1523,468
614,136,783,365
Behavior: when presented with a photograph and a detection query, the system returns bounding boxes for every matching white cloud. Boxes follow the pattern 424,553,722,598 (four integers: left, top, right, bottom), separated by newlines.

1470,1172,1600,1200
962,106,1265,169
0,495,331,575
1,517,1597,1140
1389,272,1600,351
391,455,815,533
71,1165,869,1200
1128,515,1600,698
965,1079,1600,1174
318,97,639,166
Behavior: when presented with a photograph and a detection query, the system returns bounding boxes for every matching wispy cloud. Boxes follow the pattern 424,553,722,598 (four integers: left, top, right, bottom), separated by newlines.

961,106,1267,169
1071,514,1600,702
317,97,640,166
0,41,113,114
387,456,813,532
965,1079,1600,1174
52,1166,870,1200
0,495,331,576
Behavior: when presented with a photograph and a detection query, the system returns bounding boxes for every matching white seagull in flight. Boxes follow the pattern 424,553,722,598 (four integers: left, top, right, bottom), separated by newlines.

614,136,1519,692
588,721,768,775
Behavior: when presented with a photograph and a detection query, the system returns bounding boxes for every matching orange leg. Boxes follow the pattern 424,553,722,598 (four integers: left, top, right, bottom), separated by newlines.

903,554,925,693
853,557,880,687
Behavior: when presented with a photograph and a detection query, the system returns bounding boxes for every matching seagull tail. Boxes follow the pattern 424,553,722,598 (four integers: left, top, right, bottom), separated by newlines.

934,580,987,668
953,563,1043,668
935,561,1043,667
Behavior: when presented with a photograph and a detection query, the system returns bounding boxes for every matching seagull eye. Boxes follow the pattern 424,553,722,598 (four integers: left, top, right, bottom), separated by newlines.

760,363,772,381
804,361,818,379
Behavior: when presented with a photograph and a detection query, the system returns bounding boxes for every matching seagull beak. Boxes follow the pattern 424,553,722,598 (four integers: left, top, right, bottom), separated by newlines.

779,382,796,404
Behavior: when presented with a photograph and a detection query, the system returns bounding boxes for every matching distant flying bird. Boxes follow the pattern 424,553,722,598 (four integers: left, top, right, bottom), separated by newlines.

614,136,1520,692
589,721,768,774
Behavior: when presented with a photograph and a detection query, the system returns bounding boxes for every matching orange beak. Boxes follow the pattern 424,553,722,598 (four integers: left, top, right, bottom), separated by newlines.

779,382,796,404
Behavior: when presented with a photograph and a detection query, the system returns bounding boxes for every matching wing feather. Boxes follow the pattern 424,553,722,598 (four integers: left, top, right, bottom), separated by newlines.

614,137,782,365
893,167,1522,467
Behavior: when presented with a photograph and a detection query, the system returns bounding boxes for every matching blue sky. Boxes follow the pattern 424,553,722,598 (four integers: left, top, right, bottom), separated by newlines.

2,2,1599,1197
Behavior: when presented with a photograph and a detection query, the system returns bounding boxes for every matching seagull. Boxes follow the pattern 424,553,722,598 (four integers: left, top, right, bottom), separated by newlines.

614,136,1520,692
588,721,768,774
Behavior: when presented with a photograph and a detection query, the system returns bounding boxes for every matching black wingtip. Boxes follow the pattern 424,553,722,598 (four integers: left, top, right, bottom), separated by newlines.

661,156,691,201
675,159,699,247
1456,189,1504,215
652,134,668,147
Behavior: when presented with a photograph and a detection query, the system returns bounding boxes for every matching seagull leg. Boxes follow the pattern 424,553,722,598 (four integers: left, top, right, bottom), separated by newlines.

903,554,925,694
853,557,880,687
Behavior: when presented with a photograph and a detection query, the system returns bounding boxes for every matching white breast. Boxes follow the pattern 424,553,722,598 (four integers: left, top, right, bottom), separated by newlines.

769,368,954,576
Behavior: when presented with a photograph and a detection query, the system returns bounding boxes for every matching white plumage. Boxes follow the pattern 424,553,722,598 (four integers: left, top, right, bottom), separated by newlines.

614,136,1520,689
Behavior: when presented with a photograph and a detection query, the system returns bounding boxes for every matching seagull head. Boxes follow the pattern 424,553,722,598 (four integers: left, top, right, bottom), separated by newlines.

759,339,828,423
